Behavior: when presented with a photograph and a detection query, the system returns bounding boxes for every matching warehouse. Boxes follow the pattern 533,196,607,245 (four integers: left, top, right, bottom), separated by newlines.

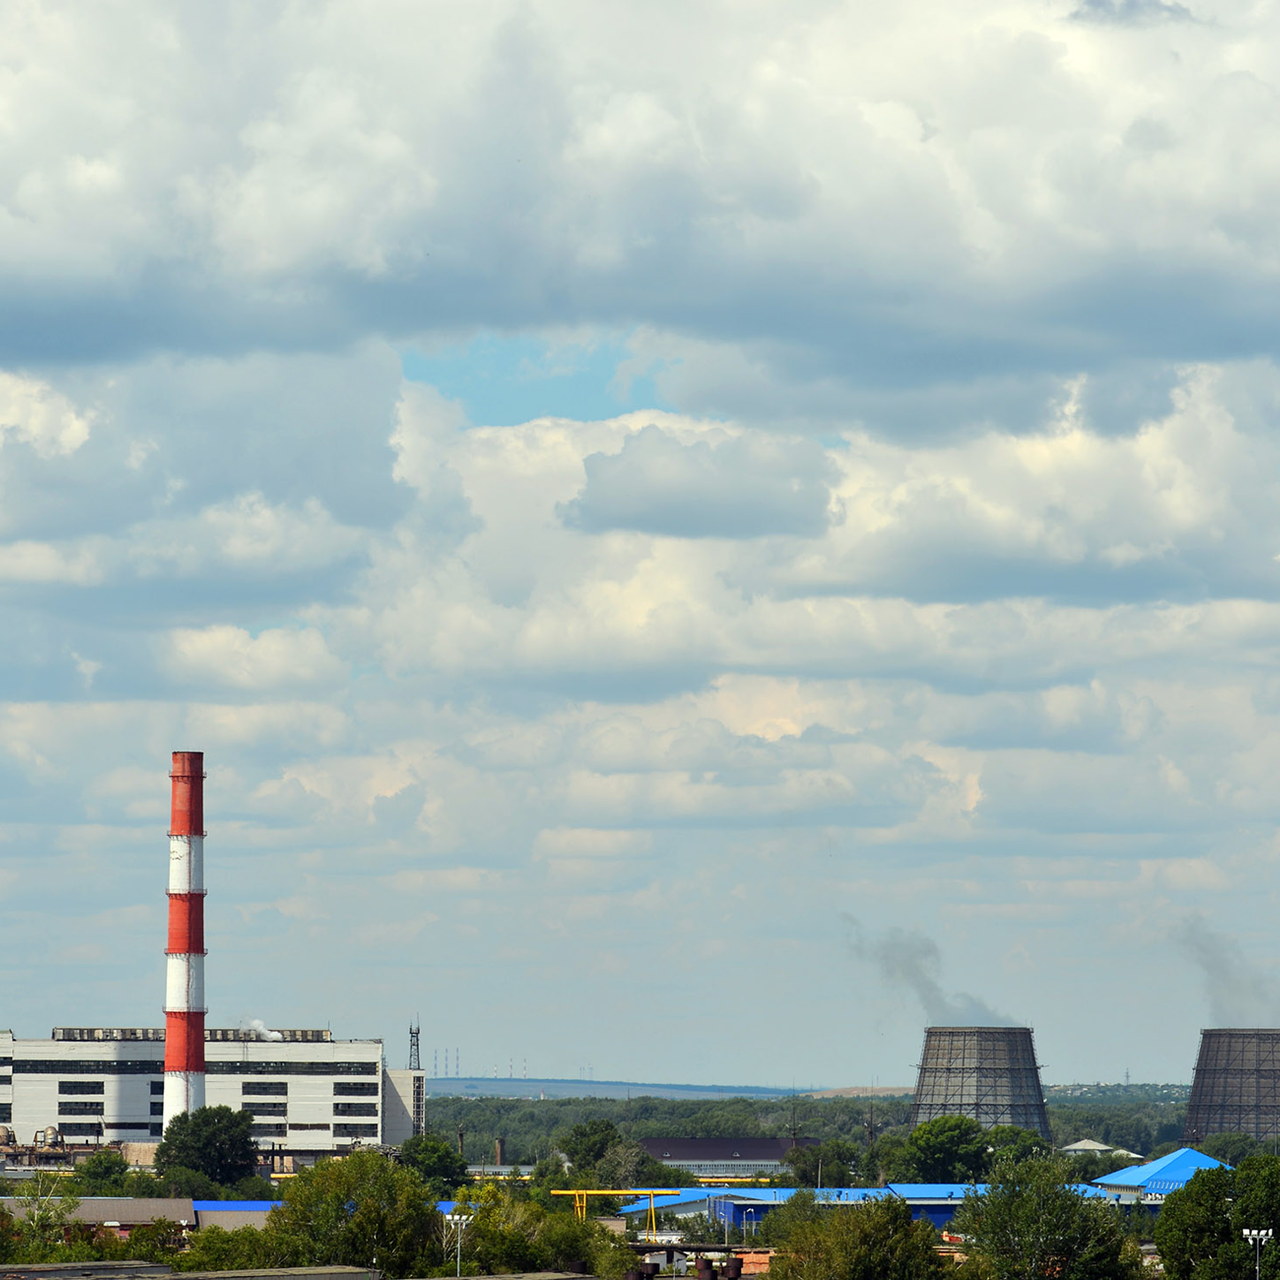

0,1027,423,1158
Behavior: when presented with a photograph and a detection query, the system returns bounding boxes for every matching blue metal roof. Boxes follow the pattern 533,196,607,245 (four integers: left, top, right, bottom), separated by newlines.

192,1201,281,1211
885,1184,981,1200
1093,1147,1228,1194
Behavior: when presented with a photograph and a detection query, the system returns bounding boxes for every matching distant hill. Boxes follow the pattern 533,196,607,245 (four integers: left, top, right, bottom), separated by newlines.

424,1076,798,1101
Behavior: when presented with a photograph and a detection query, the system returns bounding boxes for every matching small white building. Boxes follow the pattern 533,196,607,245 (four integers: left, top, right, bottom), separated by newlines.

0,1027,423,1159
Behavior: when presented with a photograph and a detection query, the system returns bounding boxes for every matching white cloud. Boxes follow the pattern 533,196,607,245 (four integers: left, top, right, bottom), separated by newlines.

161,625,346,690
0,372,92,457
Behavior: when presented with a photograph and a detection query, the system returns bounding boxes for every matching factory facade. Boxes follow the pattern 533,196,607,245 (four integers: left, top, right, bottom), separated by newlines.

0,1027,424,1158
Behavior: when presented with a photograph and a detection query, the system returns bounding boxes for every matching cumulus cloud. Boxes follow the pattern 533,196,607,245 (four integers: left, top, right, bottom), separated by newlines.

11,3,1280,1085
0,373,92,457
161,625,346,690
560,425,835,538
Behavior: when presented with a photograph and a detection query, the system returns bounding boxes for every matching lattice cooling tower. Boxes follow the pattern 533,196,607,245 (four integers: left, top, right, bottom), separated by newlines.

909,1026,1051,1140
1185,1029,1280,1143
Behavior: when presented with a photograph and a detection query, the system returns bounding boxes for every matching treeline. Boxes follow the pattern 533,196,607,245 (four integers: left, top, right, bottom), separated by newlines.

423,1092,1185,1165
0,1152,635,1280
424,1094,915,1165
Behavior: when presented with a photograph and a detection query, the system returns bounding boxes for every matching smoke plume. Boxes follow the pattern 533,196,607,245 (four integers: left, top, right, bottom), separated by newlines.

241,1017,284,1042
843,915,1016,1026
1176,913,1280,1026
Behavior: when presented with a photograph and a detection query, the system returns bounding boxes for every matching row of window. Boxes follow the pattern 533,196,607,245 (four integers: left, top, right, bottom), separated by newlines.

249,1122,378,1139
0,1104,9,1123
16,1060,378,1076
60,1122,163,1138
59,1102,167,1117
61,1080,165,1096
241,1102,378,1117
241,1081,379,1096
0,1075,10,1087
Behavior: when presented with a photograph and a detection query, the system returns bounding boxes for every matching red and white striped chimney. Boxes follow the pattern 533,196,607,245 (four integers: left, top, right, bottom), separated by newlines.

163,750,206,1129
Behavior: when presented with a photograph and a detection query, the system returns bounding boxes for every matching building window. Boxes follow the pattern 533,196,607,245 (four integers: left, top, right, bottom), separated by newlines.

288,1123,331,1131
0,1075,10,1087
0,1104,10,1123
251,1124,288,1138
59,1101,105,1116
151,1081,165,1095
16,1060,161,1075
60,1123,103,1137
333,1102,378,1117
150,1123,162,1137
105,1123,154,1131
59,1081,106,1095
333,1123,378,1139
242,1081,288,1096
242,1102,287,1117
207,1061,377,1076
333,1081,378,1096
151,1102,164,1116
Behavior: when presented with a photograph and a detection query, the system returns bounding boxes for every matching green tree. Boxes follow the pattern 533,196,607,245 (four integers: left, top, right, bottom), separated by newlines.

263,1149,441,1278
175,1224,278,1272
68,1151,131,1196
1152,1164,1237,1280
769,1195,944,1280
1199,1131,1258,1166
0,1201,16,1264
758,1189,826,1245
782,1140,861,1187
559,1119,621,1174
904,1116,988,1183
984,1126,1050,1166
157,1166,224,1200
123,1219,186,1263
155,1105,258,1186
400,1133,471,1199
952,1154,1141,1280
1156,1155,1280,1280
14,1172,80,1257
593,1139,695,1189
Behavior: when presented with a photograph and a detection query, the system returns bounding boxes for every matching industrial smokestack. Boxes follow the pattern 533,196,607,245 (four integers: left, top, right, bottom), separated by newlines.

163,751,207,1130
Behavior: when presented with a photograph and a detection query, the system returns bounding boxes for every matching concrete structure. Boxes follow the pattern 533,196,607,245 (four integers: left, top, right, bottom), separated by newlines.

1185,1029,1280,1144
909,1026,1051,1140
164,752,207,1129
0,1027,423,1159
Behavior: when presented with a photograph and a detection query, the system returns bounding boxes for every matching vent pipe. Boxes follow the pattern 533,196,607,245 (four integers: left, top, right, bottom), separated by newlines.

163,751,207,1129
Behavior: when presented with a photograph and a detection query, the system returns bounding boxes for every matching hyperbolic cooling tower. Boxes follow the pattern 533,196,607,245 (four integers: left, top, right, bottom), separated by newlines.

1185,1029,1280,1144
910,1026,1051,1140
163,751,207,1128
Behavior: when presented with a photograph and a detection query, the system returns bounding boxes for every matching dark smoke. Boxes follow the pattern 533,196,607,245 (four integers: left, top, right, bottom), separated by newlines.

843,915,1016,1026
1176,913,1280,1026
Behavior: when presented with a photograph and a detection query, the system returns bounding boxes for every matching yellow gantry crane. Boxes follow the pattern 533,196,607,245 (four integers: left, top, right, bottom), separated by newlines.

550,1189,683,1242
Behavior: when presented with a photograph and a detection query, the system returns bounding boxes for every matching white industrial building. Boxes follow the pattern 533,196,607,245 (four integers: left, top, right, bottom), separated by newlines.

0,1027,424,1158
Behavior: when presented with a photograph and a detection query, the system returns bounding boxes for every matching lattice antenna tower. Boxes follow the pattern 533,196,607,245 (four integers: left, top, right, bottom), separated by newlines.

408,1020,421,1071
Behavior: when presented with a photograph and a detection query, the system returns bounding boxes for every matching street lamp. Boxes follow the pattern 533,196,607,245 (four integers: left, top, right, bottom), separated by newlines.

743,1209,756,1242
445,1212,472,1278
1243,1227,1272,1280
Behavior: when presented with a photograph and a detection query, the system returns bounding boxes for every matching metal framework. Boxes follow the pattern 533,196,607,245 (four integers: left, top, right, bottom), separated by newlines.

909,1026,1051,1139
1185,1030,1280,1143
550,1189,681,1241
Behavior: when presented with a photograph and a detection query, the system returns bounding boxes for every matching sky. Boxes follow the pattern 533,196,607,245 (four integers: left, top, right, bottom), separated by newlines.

4,0,1280,1089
